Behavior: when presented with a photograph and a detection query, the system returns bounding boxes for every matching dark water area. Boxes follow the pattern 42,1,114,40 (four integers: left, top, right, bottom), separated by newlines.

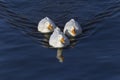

0,0,120,80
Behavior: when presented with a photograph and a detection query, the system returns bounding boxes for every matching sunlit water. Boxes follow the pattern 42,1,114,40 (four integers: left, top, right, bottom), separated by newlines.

0,0,120,80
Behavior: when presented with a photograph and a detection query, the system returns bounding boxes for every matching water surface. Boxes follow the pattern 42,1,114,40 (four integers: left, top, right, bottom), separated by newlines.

0,0,120,80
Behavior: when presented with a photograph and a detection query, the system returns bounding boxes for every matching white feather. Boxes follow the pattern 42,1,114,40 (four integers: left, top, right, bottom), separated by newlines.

64,19,82,37
49,27,70,48
38,17,56,33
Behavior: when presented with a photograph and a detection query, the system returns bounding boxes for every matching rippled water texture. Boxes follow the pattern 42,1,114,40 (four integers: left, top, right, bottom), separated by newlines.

0,0,120,80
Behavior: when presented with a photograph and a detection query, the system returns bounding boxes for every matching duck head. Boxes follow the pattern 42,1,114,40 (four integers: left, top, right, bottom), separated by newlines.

64,19,82,37
38,17,56,33
49,27,70,48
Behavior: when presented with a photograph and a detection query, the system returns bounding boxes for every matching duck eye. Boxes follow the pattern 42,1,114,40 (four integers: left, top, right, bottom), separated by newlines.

60,37,65,44
48,24,53,30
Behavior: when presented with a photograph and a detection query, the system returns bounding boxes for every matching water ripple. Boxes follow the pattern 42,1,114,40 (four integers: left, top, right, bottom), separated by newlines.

0,0,120,49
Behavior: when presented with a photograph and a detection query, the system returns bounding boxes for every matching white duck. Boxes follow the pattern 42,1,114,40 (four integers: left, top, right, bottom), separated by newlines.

38,17,56,33
49,27,70,48
64,19,82,37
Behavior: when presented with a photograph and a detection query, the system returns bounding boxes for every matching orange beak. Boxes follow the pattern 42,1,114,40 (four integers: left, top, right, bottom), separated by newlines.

71,28,76,35
48,24,53,31
60,38,65,44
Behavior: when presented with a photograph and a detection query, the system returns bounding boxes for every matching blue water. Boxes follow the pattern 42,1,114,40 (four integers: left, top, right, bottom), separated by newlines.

0,0,120,80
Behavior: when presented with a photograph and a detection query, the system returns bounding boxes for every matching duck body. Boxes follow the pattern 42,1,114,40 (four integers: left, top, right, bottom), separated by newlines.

49,27,70,48
38,17,56,33
64,19,82,37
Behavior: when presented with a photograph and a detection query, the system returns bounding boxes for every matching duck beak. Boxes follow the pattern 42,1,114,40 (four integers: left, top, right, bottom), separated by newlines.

60,38,65,44
48,24,53,31
71,28,76,35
